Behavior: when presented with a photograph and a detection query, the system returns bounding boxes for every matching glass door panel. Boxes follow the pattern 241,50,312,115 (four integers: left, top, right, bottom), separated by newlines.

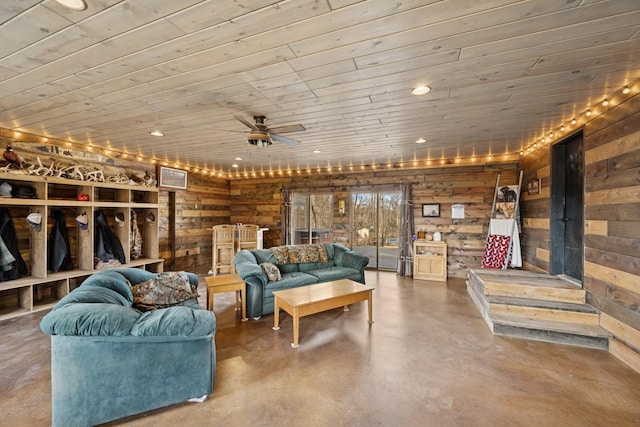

351,191,400,270
378,192,400,270
292,193,308,245
352,193,378,269
292,193,333,245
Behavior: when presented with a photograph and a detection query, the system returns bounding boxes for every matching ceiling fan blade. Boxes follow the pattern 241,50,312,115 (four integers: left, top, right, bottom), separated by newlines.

206,128,246,134
271,133,300,147
268,123,306,134
233,114,258,130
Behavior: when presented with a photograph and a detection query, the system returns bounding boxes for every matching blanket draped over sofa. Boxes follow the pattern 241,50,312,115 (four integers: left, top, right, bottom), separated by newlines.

40,268,216,427
234,243,369,319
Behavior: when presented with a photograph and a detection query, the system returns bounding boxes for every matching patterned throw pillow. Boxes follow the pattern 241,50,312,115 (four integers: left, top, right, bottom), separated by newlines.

130,271,197,311
270,246,289,265
481,234,512,269
317,245,329,263
260,262,282,282
288,244,328,263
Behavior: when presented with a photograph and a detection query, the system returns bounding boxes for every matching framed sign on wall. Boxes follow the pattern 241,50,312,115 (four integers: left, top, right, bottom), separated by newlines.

159,166,188,189
422,203,440,217
527,178,541,195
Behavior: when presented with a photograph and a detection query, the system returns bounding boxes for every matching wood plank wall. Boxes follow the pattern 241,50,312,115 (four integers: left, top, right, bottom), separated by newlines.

228,163,518,278
520,93,640,371
159,172,229,273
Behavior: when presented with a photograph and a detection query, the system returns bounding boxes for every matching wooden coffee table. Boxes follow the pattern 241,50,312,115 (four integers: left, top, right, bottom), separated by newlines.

205,273,247,321
272,279,374,348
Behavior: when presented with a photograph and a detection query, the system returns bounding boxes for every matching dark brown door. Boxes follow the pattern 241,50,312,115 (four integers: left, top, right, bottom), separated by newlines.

551,133,584,282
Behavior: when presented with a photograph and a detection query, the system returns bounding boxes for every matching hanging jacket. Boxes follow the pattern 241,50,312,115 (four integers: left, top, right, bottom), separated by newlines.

0,236,16,271
94,209,125,263
130,210,142,260
48,209,74,273
0,208,28,281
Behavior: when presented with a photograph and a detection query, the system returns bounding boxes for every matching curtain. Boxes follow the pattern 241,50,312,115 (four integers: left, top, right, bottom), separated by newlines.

281,188,292,245
397,184,414,276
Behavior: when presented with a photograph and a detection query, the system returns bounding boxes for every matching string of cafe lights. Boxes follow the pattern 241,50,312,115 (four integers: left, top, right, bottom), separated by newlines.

6,128,514,180
7,79,636,179
520,79,638,157
224,152,513,180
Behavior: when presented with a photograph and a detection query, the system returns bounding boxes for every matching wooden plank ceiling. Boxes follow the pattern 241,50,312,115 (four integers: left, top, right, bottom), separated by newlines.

0,0,639,175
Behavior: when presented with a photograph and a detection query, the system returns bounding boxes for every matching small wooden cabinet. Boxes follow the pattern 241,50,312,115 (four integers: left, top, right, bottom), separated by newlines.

413,241,447,281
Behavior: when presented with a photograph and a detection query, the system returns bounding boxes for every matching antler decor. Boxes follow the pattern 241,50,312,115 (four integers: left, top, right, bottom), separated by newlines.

1,144,156,187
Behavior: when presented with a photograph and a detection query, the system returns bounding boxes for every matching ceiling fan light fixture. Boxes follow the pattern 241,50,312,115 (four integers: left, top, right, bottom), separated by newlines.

248,130,272,148
53,0,87,10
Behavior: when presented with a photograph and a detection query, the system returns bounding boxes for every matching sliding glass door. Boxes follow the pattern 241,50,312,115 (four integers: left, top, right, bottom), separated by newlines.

292,193,333,245
352,191,400,270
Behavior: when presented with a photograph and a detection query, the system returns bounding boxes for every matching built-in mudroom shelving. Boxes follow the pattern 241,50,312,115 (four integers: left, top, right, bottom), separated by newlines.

0,173,162,321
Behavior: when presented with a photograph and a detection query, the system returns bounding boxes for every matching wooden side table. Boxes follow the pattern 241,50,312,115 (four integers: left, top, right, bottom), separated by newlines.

205,273,247,321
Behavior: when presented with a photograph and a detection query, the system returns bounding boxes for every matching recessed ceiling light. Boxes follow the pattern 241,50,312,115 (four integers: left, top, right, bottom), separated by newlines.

415,138,426,143
412,85,431,96
231,163,239,168
53,0,87,10
234,157,243,161
150,130,164,137
313,149,322,154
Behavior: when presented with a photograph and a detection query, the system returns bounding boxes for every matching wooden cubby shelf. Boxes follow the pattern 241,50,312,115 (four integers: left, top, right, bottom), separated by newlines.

0,172,163,321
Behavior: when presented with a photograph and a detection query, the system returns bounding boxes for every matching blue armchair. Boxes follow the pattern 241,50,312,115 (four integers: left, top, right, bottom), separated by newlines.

40,268,216,427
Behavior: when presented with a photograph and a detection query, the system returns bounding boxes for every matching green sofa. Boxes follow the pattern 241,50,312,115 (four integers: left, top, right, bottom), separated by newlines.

234,243,369,319
40,268,216,427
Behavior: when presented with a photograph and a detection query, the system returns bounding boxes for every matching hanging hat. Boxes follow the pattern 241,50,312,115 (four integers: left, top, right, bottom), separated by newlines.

26,212,42,232
75,213,89,230
145,212,156,223
115,212,125,223
0,182,12,197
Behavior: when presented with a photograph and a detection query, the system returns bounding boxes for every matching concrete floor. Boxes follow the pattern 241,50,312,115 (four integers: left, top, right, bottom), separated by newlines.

1,271,640,426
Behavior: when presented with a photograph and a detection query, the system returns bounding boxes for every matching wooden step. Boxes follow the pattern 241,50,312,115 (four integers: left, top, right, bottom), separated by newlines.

466,268,609,350
488,296,600,326
466,280,492,326
491,314,611,350
470,268,585,304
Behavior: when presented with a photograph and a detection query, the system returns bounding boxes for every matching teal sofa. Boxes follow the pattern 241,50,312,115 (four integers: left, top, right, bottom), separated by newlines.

234,243,369,319
40,268,216,427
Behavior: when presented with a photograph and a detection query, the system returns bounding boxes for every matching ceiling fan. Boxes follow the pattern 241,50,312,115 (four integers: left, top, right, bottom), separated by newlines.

234,114,305,148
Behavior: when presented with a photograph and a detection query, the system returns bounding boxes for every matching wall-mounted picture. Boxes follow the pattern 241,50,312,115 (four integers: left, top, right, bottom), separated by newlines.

159,166,188,189
527,178,541,195
422,203,440,217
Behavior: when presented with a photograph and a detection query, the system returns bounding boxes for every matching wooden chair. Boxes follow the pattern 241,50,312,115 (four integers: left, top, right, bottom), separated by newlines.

212,224,235,276
236,224,259,253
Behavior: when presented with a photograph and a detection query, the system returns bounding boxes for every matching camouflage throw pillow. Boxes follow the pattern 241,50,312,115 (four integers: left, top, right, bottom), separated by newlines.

289,245,325,263
317,245,329,263
130,271,197,311
270,246,289,265
260,262,282,282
